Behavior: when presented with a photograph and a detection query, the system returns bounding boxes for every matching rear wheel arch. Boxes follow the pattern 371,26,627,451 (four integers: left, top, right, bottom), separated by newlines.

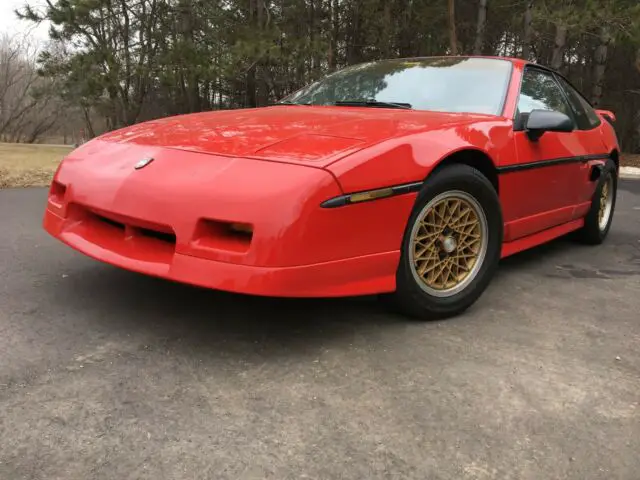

573,157,617,244
428,149,499,193
610,149,619,172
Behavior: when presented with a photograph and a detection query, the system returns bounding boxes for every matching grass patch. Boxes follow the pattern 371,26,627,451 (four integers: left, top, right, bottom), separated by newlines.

0,143,73,188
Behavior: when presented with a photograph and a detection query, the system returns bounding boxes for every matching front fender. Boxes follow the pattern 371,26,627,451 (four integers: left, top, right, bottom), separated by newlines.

326,119,514,193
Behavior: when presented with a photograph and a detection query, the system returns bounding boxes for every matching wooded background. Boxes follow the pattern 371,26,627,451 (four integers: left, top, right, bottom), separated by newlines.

1,0,639,152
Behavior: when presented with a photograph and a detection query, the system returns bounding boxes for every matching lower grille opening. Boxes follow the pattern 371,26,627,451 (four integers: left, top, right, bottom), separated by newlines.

192,218,253,253
139,227,177,245
65,204,178,262
49,181,67,205
96,214,125,231
88,208,176,246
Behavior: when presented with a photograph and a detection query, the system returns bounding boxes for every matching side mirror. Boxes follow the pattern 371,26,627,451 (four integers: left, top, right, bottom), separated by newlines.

525,109,574,141
595,109,616,124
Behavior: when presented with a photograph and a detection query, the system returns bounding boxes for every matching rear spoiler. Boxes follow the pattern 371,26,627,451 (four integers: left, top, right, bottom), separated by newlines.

595,109,616,123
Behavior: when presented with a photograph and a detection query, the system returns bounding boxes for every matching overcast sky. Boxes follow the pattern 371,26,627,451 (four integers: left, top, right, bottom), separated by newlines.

0,0,50,45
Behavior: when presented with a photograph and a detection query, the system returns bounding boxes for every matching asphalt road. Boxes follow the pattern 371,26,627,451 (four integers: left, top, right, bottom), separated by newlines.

1,181,639,480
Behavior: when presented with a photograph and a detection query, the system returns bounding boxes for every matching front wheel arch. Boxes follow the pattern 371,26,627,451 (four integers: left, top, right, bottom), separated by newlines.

428,149,500,194
385,163,503,320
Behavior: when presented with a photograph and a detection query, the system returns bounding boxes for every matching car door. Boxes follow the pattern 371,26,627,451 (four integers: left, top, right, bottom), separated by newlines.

552,74,610,207
508,66,589,239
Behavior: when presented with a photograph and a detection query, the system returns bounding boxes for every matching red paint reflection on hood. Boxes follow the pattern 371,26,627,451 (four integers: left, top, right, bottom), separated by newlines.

97,105,497,164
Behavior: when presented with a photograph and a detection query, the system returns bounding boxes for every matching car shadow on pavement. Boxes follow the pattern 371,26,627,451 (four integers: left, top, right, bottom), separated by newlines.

496,223,634,278
47,260,414,360
44,230,604,361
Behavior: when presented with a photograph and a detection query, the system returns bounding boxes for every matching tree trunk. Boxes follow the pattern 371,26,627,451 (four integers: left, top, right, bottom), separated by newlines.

328,0,338,71
522,0,534,59
398,0,414,57
246,0,258,107
382,1,392,58
310,0,322,78
591,26,611,107
635,111,640,153
473,0,488,55
255,0,268,106
635,48,640,153
106,86,120,129
81,105,96,139
550,24,567,71
346,2,362,64
448,0,458,55
181,1,200,113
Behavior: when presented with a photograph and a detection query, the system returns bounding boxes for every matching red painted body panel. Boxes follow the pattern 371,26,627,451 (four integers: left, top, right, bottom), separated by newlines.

501,219,585,258
43,56,619,297
327,120,515,194
44,208,400,296
97,106,497,168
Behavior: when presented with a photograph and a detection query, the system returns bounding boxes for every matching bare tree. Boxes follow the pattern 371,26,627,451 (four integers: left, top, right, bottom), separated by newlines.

0,33,64,143
0,33,39,139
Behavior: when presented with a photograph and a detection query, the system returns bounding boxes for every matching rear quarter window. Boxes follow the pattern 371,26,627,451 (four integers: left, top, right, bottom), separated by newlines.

555,76,601,130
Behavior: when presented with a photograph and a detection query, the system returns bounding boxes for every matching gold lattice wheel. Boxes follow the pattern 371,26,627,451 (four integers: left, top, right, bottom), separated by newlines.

409,190,489,297
598,174,613,231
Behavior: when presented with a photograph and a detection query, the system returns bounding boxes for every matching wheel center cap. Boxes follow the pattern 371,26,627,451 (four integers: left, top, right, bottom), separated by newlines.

442,236,457,253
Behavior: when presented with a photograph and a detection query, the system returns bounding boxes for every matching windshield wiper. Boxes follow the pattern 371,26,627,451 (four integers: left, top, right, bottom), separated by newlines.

334,100,412,110
273,101,311,106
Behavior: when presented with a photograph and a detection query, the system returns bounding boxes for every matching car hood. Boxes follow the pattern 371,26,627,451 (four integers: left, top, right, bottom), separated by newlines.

97,106,495,166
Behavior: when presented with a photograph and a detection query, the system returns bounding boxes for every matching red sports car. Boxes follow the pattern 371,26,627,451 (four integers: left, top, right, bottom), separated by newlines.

43,56,620,319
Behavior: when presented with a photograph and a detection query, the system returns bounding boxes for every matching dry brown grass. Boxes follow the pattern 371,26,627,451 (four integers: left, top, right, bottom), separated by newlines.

622,154,640,168
0,143,73,188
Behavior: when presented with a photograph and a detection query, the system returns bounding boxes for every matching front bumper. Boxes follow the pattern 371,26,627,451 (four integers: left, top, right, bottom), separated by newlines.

43,141,416,297
44,207,399,297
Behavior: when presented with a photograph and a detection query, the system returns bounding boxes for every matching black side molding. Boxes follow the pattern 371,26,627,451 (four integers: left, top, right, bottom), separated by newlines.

497,153,610,174
321,153,611,208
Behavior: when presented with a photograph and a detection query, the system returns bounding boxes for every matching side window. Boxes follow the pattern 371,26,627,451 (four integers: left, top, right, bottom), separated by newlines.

516,68,573,127
555,76,601,130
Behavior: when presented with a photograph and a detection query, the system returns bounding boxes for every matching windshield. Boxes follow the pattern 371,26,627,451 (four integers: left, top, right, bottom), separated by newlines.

281,57,513,115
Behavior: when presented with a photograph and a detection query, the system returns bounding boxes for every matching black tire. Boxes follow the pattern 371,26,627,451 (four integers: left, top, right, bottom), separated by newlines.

573,158,617,245
384,164,503,320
